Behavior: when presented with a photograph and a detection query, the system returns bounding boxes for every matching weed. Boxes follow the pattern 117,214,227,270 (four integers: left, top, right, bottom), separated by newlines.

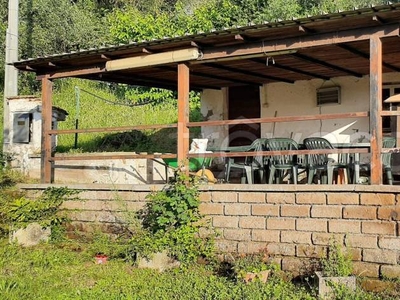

0,187,80,239
321,239,353,277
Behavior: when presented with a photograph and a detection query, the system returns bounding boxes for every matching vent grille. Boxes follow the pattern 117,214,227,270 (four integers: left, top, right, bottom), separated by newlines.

317,86,341,106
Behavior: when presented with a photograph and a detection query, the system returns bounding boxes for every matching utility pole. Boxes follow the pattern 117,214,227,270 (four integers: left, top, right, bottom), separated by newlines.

3,0,19,150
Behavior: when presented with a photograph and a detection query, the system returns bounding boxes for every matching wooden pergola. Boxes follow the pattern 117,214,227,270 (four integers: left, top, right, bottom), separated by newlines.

13,3,400,184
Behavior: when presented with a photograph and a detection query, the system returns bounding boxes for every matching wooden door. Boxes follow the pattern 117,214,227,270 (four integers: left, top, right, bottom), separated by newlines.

228,85,261,146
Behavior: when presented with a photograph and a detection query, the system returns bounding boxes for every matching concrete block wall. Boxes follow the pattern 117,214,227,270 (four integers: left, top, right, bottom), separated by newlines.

19,184,400,279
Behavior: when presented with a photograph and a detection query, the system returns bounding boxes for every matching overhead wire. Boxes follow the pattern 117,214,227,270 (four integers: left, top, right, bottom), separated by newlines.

79,88,159,107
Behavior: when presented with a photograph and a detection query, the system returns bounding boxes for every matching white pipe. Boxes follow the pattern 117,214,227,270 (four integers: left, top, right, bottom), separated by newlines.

106,48,200,71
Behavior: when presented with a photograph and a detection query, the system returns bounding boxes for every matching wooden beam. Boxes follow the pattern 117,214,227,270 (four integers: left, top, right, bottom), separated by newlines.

187,111,369,127
41,77,53,183
36,64,106,80
235,34,245,41
48,123,178,135
190,41,203,48
199,24,399,62
191,69,261,86
338,44,400,72
250,58,330,81
380,111,400,116
207,63,294,84
187,148,369,158
370,35,383,185
50,153,177,161
299,25,315,34
372,15,385,24
142,48,153,54
101,54,112,60
177,63,190,170
293,53,363,77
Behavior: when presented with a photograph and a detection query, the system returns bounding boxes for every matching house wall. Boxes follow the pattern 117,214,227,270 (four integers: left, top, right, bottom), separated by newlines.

201,73,400,146
200,88,229,149
19,183,400,279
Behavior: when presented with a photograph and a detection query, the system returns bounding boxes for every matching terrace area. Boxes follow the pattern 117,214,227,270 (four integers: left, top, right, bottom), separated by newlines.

9,3,400,186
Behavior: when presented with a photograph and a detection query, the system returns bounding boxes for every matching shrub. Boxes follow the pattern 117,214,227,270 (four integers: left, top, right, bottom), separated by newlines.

131,171,216,265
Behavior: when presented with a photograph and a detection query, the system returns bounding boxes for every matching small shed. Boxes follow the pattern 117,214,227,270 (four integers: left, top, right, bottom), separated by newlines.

4,96,68,175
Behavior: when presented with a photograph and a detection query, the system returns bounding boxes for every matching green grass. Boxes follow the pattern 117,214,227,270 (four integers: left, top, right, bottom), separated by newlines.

0,238,398,300
52,79,201,153
0,239,316,300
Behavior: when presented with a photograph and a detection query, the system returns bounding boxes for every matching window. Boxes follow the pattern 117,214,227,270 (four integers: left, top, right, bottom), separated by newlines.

317,86,341,106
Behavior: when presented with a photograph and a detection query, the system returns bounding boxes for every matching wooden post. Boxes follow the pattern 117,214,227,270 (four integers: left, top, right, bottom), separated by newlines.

41,77,53,183
177,63,190,172
369,35,383,185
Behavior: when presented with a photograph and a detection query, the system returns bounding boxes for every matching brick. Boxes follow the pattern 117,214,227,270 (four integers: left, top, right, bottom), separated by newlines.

238,242,267,254
61,200,85,210
343,206,377,220
328,220,361,233
296,193,326,204
348,248,362,261
215,240,238,252
252,230,280,242
296,219,327,232
224,204,251,216
281,205,310,217
267,218,295,230
311,205,342,218
224,229,251,241
352,262,379,278
199,203,224,215
212,216,239,228
212,191,237,203
381,265,400,279
281,231,312,244
199,192,212,202
360,193,395,206
377,206,400,221
239,217,265,229
103,200,144,211
360,279,395,292
296,245,325,258
345,234,378,249
238,192,266,203
327,193,359,205
378,236,400,250
267,192,295,204
361,222,396,235
252,204,279,216
124,202,145,211
363,249,398,265
266,243,296,256
312,233,345,246
82,200,105,210
281,258,313,277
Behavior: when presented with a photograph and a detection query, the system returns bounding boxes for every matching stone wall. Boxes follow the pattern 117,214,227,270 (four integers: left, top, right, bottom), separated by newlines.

19,183,400,279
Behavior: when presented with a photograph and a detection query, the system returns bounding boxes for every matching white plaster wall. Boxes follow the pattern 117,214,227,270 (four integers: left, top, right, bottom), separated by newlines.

27,155,169,184
201,73,400,146
200,88,229,149
261,76,371,144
